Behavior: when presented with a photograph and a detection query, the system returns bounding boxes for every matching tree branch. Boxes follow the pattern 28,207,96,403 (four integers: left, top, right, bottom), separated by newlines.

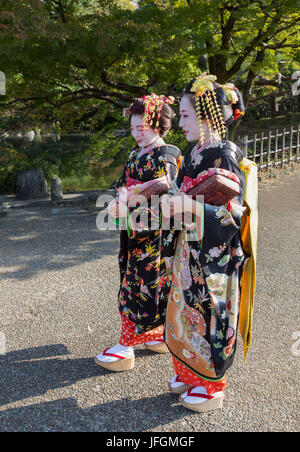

56,94,124,108
55,85,136,108
225,6,290,80
73,106,103,125
51,0,67,23
69,87,133,102
101,70,149,97
226,27,266,80
221,9,238,51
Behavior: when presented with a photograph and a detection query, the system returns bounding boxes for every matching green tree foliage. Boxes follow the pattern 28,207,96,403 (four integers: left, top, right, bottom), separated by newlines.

0,0,299,131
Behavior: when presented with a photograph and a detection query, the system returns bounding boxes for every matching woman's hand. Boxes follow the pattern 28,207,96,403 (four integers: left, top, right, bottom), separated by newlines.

161,194,174,218
161,192,200,217
108,199,128,219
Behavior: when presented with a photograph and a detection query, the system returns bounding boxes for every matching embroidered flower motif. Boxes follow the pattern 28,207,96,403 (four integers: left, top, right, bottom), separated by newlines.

191,248,200,261
226,327,234,339
141,284,150,295
236,246,244,257
155,167,166,178
171,286,181,305
224,345,232,356
141,252,150,260
208,247,223,258
182,349,192,359
205,273,229,317
164,256,174,270
192,153,203,169
191,332,211,360
191,265,205,286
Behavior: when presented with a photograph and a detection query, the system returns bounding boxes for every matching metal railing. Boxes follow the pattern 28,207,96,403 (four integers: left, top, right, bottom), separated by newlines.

236,124,300,172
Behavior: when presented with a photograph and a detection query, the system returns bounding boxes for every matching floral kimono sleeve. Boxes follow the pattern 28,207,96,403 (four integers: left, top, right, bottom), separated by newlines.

199,155,245,268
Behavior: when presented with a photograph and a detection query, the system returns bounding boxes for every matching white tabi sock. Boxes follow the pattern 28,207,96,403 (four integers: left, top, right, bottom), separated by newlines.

169,375,187,390
96,343,134,363
182,386,223,404
145,339,164,346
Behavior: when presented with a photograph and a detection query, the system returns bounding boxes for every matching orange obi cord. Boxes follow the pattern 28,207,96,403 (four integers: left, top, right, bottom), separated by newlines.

119,314,164,347
172,357,227,395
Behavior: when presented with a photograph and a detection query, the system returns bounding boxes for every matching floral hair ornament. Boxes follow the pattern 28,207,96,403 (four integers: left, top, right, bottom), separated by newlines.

190,73,227,145
142,93,175,133
233,108,245,121
222,83,245,121
222,83,239,104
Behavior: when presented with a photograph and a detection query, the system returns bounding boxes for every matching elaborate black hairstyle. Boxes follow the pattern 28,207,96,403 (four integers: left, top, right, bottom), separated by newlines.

124,94,175,138
184,76,245,137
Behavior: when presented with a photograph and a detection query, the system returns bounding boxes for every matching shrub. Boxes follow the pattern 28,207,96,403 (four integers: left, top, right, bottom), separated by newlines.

0,140,59,193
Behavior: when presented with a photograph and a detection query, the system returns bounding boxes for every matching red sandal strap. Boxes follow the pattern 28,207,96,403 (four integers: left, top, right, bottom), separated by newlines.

187,388,214,399
102,348,126,360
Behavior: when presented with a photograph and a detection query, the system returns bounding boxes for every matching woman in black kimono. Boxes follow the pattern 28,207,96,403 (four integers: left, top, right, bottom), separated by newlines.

95,94,181,372
162,74,253,412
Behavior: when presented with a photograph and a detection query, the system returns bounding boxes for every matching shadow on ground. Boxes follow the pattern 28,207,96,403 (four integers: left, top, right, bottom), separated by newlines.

0,344,189,432
0,208,120,280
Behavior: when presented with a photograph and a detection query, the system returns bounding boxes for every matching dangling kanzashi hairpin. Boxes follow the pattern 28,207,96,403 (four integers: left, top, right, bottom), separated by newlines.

142,93,175,133
190,73,227,144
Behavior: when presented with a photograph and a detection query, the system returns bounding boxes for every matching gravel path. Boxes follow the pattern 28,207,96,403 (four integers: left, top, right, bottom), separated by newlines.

0,170,299,432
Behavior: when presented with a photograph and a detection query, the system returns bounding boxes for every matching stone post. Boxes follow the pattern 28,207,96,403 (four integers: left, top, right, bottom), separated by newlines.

51,177,64,201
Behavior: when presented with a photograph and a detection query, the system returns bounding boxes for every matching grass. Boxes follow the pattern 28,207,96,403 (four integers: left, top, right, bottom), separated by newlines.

60,166,124,192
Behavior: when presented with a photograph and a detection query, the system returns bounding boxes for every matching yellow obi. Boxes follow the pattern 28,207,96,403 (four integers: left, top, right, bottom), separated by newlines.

239,157,258,361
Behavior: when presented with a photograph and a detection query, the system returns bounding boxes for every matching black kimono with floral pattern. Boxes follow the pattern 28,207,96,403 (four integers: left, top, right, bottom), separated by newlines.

166,140,246,380
116,145,181,335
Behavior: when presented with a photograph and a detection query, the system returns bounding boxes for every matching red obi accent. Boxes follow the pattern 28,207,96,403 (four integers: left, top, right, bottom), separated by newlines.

126,175,140,188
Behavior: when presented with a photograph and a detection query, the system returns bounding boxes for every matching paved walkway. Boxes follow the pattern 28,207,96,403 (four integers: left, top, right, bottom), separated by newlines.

0,189,112,209
0,169,299,432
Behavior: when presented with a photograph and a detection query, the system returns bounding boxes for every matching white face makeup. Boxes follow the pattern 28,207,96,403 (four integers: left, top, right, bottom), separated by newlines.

131,114,162,149
179,95,220,145
179,95,200,142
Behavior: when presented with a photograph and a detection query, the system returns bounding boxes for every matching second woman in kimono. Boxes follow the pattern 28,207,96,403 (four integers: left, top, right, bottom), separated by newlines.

162,74,256,412
95,94,181,372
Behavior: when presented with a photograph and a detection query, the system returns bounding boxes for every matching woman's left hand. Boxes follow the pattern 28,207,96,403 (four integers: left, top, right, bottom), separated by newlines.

161,192,195,217
108,199,128,218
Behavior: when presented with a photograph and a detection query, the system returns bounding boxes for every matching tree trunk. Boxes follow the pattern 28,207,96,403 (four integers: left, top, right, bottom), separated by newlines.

271,93,279,116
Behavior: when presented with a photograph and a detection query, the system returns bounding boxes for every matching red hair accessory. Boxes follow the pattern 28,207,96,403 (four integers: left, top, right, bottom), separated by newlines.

142,93,175,132
233,109,245,121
